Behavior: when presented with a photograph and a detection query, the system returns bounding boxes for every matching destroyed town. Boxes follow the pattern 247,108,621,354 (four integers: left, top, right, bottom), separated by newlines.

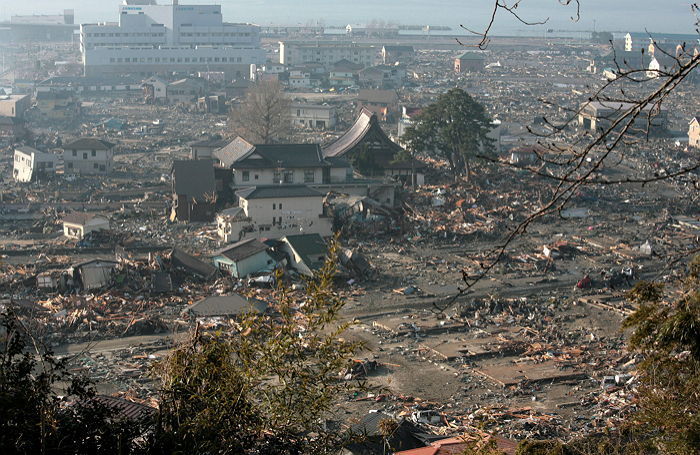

0,1,699,454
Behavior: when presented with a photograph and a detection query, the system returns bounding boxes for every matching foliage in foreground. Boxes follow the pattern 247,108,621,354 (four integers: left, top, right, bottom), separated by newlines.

0,309,149,455
1,245,360,454
150,245,360,454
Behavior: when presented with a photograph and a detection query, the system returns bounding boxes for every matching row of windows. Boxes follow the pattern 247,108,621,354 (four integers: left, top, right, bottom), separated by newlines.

109,56,244,63
241,170,315,183
71,150,98,158
86,32,251,39
180,32,251,37
85,32,165,38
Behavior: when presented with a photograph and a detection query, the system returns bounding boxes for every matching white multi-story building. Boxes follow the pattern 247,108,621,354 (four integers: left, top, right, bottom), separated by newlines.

80,1,265,78
216,185,332,243
13,147,58,183
279,41,377,69
291,103,337,129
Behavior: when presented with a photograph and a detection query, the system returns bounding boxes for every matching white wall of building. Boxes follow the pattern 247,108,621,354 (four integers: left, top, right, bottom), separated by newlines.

218,195,332,243
13,148,57,182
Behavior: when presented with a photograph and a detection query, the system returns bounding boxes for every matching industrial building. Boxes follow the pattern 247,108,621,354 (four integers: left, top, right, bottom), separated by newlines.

80,0,265,78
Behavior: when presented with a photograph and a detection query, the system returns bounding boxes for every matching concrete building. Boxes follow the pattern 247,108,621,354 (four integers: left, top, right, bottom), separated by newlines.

166,78,207,104
290,103,337,129
454,52,485,73
288,68,313,89
13,147,58,183
0,94,31,119
279,41,376,68
381,45,414,64
35,92,81,120
689,116,700,148
62,138,116,175
80,1,265,78
63,213,110,240
329,59,363,87
0,10,77,42
358,65,406,89
217,185,332,243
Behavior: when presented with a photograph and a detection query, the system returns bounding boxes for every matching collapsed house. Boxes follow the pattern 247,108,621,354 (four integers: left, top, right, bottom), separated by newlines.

62,213,110,240
170,160,216,222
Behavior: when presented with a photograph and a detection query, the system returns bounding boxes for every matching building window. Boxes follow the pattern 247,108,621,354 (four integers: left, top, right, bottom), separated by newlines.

242,171,249,182
304,169,314,183
93,163,99,169
67,162,73,169
91,150,96,157
273,203,276,210
72,150,77,157
273,171,281,183
279,203,282,210
83,153,88,159
283,171,294,183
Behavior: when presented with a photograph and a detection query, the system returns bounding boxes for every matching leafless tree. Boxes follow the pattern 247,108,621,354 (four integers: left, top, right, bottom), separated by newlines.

230,80,291,144
434,1,700,312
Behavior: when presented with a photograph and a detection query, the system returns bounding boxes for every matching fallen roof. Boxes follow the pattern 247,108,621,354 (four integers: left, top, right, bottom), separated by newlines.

170,248,217,279
282,233,328,270
184,294,267,317
213,238,269,262
172,160,215,197
236,184,323,200
62,138,115,150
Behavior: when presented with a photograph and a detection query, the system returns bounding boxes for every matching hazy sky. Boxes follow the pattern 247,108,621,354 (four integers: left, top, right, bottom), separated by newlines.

0,0,697,35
